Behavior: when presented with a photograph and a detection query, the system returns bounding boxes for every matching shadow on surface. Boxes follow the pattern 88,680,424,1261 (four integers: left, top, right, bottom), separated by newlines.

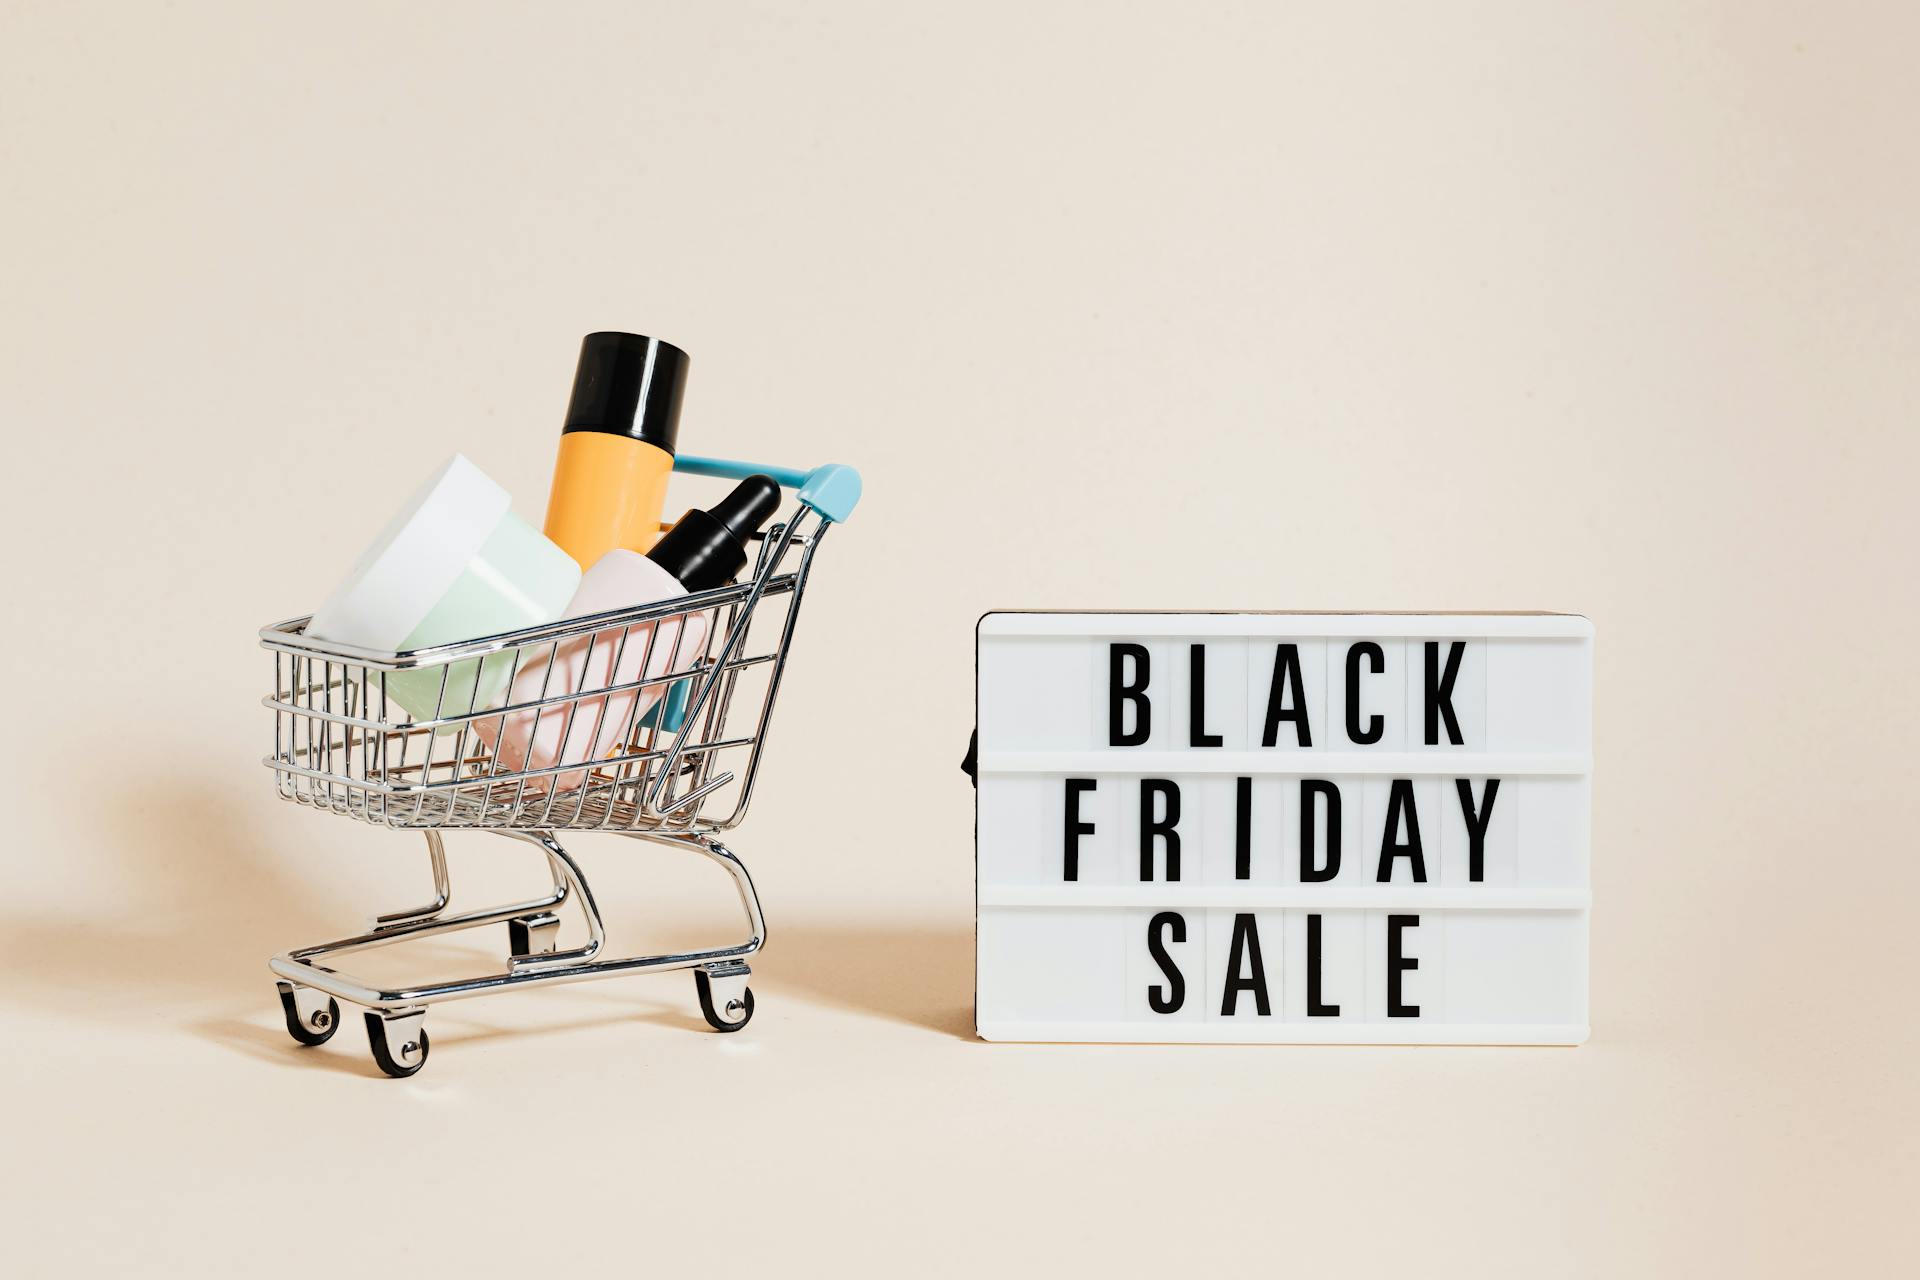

0,779,357,1016
753,922,974,1039
191,995,713,1078
4,775,974,1050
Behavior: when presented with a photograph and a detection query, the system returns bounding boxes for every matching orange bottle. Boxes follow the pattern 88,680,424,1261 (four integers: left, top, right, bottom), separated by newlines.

543,332,689,568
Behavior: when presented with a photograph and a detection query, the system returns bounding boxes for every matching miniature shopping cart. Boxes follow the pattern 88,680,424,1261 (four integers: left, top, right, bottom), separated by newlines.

259,455,860,1077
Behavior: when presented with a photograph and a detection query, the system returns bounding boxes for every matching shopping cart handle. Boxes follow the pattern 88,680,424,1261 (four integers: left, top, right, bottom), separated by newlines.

673,454,862,523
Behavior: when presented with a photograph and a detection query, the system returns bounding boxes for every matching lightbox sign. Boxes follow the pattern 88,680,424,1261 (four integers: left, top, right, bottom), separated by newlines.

974,613,1592,1045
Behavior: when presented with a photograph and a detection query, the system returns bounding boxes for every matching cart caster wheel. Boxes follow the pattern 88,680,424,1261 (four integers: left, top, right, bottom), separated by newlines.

276,983,340,1047
695,967,754,1032
364,1011,430,1078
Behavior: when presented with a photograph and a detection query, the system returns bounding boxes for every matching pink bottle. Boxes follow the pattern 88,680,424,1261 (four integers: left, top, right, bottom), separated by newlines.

479,475,780,789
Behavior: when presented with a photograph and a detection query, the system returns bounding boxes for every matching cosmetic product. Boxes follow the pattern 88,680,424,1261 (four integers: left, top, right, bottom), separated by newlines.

543,331,689,569
481,474,781,787
305,454,581,725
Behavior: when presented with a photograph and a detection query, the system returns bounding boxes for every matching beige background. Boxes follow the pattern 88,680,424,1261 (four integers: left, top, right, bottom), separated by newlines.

2,1,1914,1273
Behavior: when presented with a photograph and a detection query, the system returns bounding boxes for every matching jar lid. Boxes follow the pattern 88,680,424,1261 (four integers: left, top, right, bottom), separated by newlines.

306,454,512,651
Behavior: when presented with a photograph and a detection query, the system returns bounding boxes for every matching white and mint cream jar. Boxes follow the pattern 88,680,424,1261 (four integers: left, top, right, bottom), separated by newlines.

305,454,582,727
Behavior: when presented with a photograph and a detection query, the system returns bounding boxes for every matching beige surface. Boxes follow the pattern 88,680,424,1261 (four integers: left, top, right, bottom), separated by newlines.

2,2,1914,1273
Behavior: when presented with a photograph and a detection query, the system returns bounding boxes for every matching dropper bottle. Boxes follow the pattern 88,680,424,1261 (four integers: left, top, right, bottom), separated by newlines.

642,473,781,592
480,476,783,785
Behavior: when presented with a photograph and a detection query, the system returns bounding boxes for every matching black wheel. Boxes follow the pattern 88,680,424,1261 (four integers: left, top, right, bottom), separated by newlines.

694,969,754,1032
364,1011,430,1078
277,986,339,1047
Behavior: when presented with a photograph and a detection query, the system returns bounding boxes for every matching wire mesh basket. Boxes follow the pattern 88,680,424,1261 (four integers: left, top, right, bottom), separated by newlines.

261,504,820,835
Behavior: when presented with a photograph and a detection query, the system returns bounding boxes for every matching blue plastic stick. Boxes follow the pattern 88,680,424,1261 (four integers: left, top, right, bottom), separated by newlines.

637,677,690,734
672,455,862,523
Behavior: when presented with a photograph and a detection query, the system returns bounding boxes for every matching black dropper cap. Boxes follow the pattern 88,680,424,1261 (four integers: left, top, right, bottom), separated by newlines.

647,475,782,592
561,332,689,455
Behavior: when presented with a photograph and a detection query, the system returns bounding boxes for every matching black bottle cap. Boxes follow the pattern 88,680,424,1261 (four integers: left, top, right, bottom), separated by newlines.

561,332,689,454
647,475,782,592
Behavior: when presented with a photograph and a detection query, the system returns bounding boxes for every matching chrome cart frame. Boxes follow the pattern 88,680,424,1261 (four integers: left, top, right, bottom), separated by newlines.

260,455,860,1076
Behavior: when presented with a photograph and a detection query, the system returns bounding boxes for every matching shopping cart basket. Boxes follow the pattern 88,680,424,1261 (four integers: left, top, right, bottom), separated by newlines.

260,455,861,1076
